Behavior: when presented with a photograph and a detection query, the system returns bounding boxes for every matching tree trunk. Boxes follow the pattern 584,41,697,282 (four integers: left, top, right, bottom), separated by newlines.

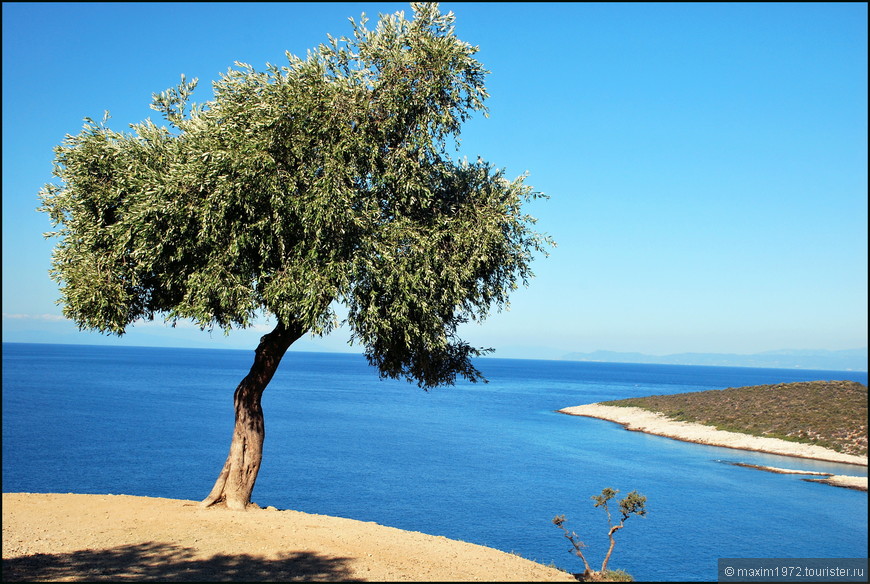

200,320,304,510
599,523,623,573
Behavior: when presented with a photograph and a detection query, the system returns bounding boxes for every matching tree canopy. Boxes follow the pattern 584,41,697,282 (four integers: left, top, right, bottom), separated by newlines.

39,2,552,389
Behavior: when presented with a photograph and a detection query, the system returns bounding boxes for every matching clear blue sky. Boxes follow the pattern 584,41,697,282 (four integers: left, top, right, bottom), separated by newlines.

2,2,867,359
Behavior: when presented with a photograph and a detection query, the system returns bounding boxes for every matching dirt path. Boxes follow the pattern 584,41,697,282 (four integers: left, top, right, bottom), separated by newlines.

2,493,576,582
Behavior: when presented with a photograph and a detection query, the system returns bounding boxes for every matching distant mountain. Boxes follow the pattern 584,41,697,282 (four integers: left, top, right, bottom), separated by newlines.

560,348,868,372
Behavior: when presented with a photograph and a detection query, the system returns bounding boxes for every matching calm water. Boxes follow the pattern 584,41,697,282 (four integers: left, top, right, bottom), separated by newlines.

2,342,867,581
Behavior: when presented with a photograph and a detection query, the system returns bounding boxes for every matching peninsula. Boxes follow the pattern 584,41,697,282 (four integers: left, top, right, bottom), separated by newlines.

559,380,868,491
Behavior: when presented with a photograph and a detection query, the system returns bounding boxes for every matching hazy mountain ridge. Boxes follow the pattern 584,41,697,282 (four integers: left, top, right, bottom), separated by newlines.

560,348,868,371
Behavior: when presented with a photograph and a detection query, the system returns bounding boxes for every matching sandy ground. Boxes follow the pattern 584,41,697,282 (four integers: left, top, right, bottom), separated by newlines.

1,493,577,582
558,404,868,491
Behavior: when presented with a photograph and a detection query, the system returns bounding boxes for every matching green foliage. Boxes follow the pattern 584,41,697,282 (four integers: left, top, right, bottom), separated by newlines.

617,491,647,519
591,487,617,508
38,2,552,389
598,569,634,582
603,381,868,456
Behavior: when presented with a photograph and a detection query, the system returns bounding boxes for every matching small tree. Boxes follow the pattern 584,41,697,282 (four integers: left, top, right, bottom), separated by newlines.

38,2,552,510
553,488,647,581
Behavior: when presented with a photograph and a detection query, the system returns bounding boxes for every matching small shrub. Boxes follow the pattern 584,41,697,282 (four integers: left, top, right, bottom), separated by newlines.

553,488,646,581
601,569,634,581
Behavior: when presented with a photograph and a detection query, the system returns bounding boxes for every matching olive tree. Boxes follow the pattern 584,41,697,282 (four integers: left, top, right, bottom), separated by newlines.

553,488,647,580
38,3,551,510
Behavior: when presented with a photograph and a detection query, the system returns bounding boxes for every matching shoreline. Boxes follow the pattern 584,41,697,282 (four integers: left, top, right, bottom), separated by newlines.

558,403,868,490
719,462,868,491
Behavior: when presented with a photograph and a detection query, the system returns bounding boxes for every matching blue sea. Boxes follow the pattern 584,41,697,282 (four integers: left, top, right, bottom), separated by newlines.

2,342,867,581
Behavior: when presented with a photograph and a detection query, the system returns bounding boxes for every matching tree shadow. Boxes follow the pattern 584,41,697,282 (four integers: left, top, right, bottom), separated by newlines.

2,541,363,582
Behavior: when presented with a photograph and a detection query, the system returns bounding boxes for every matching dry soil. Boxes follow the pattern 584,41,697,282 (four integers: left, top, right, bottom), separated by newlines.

2,492,577,582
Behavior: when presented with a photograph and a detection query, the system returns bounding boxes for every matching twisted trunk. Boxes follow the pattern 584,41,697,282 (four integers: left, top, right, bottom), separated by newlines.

200,321,304,510
599,523,623,573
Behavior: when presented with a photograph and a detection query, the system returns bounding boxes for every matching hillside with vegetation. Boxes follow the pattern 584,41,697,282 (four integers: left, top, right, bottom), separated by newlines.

601,381,867,457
